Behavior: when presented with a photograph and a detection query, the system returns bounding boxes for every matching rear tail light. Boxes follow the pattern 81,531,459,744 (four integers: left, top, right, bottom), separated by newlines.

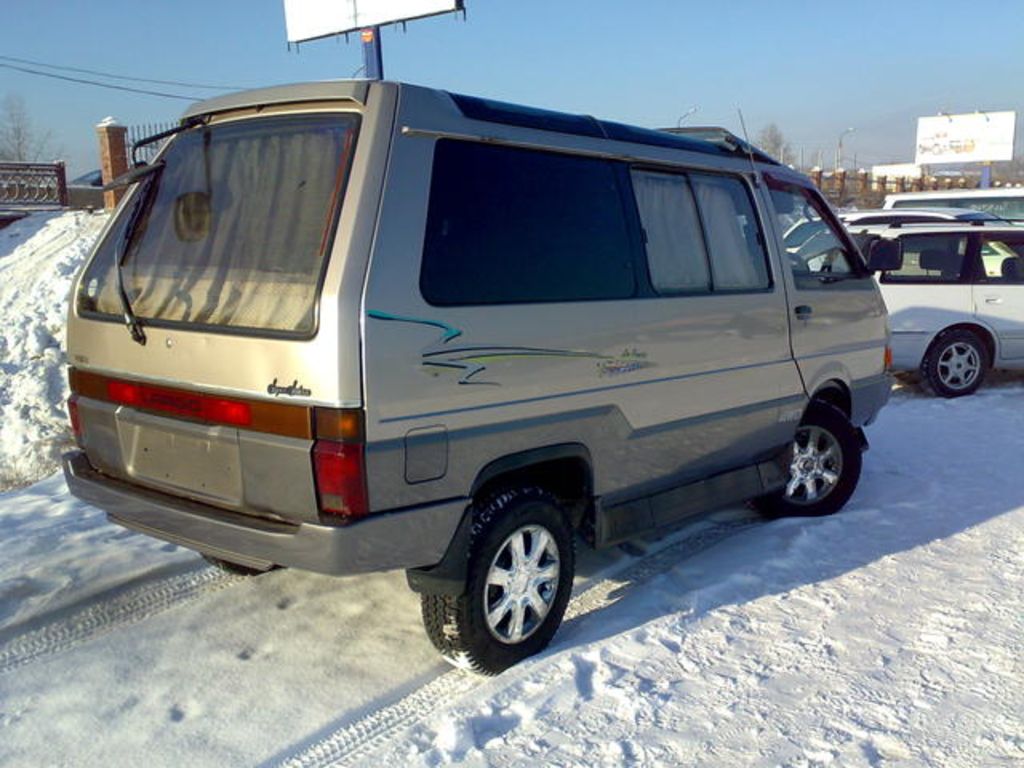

312,408,368,523
67,395,83,446
105,379,252,427
884,345,893,371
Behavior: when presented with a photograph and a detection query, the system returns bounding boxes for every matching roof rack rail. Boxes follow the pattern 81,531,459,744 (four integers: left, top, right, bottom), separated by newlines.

852,219,1018,231
445,92,779,165
661,126,778,165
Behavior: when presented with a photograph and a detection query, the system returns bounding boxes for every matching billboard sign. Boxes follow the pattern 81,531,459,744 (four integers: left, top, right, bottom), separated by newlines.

284,0,463,43
915,111,1016,165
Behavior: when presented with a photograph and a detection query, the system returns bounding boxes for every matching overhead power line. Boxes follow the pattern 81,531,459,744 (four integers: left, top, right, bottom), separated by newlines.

0,62,200,101
0,54,243,91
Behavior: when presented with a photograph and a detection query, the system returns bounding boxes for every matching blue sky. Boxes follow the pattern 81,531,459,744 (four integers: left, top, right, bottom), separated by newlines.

1,0,1021,176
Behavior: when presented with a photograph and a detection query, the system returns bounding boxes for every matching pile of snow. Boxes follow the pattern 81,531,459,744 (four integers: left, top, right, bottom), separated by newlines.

0,211,109,491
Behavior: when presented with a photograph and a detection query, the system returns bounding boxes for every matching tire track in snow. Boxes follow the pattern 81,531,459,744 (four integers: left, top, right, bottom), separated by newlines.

277,513,763,768
0,566,242,674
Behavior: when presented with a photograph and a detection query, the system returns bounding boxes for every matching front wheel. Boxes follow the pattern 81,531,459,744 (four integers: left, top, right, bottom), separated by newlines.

757,401,862,518
420,487,575,675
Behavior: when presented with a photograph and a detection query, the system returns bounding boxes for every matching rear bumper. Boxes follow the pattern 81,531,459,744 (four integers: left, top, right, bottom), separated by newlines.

63,451,467,576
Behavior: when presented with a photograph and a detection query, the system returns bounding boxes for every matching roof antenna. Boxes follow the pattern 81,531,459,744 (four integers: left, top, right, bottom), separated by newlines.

736,108,760,185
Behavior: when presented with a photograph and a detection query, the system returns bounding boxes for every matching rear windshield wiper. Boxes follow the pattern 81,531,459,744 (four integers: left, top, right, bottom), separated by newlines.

103,160,165,192
131,115,207,165
114,164,164,346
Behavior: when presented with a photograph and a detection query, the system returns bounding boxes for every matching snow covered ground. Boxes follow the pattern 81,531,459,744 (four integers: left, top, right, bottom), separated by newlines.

0,211,1022,767
0,211,109,491
2,387,1022,767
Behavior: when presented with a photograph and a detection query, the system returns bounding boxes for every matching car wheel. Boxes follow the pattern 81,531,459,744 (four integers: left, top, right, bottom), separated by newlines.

921,329,988,398
757,401,862,519
420,486,574,675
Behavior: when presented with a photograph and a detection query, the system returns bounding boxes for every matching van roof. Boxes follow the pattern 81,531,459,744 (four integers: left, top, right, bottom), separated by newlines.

182,80,779,166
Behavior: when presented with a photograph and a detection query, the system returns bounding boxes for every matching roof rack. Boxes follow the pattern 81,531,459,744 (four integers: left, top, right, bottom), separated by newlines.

446,93,779,165
662,126,779,165
851,219,1021,231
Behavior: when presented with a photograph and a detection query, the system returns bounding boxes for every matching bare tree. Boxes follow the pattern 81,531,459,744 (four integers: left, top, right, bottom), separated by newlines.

0,94,56,162
755,123,792,165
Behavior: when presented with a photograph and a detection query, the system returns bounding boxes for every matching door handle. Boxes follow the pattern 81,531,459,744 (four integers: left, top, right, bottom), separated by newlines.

984,296,1003,305
794,305,813,319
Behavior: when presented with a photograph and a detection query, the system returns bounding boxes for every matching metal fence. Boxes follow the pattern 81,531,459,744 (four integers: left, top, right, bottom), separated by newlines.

0,161,69,207
128,121,177,164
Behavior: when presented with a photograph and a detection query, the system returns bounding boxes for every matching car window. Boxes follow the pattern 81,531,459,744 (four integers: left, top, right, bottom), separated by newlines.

631,170,710,294
690,174,771,291
882,234,969,283
766,178,859,283
421,140,636,305
979,235,1024,283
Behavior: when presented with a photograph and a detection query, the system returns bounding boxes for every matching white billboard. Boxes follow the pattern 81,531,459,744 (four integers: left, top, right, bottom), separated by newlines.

284,0,463,43
915,111,1016,165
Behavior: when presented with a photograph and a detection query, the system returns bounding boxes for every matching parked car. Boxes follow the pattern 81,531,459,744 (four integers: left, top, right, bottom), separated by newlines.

869,222,1024,396
62,81,897,674
883,188,1024,221
840,207,1000,229
67,169,104,209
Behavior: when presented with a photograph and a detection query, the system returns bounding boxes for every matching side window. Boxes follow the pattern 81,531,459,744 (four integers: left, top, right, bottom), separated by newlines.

978,235,1024,283
766,179,860,281
690,174,771,291
420,140,636,306
630,170,710,294
882,234,969,283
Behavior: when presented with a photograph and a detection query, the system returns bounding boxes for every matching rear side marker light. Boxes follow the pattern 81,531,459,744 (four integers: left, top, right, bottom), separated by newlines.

884,345,893,371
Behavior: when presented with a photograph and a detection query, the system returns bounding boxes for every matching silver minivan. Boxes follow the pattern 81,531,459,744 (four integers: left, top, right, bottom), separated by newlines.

63,81,897,673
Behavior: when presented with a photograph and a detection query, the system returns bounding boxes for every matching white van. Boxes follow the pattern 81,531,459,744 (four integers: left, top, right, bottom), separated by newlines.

63,81,898,673
883,188,1024,220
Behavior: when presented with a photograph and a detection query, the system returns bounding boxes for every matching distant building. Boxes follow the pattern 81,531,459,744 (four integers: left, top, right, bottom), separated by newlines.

871,163,922,179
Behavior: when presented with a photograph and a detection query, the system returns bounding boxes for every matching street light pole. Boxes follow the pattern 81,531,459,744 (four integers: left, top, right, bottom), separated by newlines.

676,106,698,127
836,127,855,171
361,26,384,80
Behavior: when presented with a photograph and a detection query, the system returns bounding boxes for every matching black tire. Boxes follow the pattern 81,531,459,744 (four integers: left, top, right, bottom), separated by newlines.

921,328,988,398
420,487,575,676
757,401,862,519
202,554,269,576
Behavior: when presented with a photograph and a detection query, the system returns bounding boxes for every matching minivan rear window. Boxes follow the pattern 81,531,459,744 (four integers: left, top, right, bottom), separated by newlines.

77,114,359,336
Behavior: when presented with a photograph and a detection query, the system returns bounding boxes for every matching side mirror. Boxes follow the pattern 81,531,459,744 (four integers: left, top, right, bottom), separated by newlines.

865,237,902,273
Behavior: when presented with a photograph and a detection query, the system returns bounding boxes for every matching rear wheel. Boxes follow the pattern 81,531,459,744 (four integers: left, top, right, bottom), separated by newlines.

420,487,574,675
921,328,988,398
757,401,862,518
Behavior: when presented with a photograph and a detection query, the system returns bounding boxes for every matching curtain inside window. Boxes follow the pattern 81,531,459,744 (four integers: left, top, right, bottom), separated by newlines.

691,175,769,291
631,170,710,293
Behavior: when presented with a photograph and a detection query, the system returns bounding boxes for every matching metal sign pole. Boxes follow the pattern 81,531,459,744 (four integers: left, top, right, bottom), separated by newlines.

361,26,384,80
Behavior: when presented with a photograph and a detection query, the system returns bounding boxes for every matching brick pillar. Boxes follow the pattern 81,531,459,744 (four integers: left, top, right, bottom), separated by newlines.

810,167,823,190
96,117,128,210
